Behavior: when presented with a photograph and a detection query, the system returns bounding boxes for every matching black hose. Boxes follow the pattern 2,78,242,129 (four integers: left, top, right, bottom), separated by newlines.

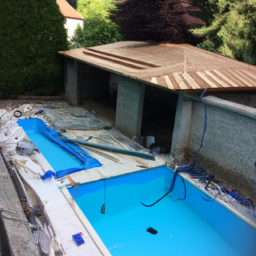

14,110,22,118
175,178,186,201
141,166,192,207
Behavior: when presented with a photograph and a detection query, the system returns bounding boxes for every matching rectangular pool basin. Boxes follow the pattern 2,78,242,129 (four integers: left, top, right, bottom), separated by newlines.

68,166,256,256
18,118,101,178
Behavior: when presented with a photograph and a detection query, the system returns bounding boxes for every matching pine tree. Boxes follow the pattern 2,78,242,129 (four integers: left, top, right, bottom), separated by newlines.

191,0,256,64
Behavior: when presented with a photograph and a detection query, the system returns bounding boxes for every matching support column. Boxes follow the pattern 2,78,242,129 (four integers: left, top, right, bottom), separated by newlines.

171,92,192,164
65,58,81,106
115,76,145,139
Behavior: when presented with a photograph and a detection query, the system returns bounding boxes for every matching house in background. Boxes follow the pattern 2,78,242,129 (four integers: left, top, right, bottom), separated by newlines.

57,0,83,39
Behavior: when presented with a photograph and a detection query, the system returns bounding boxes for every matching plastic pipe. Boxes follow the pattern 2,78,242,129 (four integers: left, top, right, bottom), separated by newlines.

60,137,155,161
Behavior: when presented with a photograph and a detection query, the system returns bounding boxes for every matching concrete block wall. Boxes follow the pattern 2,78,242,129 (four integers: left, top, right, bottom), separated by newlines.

211,92,256,108
115,76,145,139
65,58,81,105
188,99,256,200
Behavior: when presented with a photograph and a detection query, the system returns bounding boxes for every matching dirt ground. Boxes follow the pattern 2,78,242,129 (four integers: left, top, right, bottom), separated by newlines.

80,96,116,124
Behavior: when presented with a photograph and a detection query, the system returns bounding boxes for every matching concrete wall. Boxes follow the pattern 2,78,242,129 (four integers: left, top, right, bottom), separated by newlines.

65,60,110,105
171,94,256,200
65,58,81,105
115,76,145,139
211,92,256,108
65,18,83,39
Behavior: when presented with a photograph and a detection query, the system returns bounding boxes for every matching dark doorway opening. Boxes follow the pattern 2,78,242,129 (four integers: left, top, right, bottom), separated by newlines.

141,85,178,150
80,67,117,124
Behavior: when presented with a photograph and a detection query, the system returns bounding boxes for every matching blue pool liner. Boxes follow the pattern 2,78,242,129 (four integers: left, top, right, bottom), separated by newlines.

18,118,101,178
68,166,256,256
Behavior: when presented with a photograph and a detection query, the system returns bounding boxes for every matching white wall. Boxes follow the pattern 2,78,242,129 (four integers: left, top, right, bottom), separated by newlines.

65,18,83,38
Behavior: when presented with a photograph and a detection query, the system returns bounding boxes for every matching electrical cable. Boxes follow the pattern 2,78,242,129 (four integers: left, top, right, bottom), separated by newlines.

141,89,208,207
175,178,186,201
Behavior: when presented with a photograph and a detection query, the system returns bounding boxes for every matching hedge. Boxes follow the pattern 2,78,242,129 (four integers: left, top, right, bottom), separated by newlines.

0,0,68,96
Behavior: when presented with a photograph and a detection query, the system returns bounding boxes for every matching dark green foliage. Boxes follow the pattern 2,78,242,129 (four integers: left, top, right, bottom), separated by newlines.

191,0,256,65
70,0,122,48
191,0,219,24
71,19,122,48
0,0,68,96
66,0,77,9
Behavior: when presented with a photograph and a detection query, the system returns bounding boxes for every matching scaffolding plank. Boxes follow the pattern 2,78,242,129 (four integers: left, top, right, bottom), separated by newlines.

0,155,39,256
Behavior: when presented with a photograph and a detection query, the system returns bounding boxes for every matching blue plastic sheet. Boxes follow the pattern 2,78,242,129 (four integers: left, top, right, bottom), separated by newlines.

18,118,101,178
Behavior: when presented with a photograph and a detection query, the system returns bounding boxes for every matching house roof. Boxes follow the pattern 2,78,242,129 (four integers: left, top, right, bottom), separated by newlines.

59,41,256,93
56,0,83,20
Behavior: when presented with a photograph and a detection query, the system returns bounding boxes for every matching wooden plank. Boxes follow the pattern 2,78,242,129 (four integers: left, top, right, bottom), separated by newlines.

233,69,256,84
212,70,239,87
173,73,188,89
187,72,209,89
205,71,230,88
182,72,200,89
227,69,253,87
0,155,39,256
163,75,175,90
131,63,183,79
241,69,256,81
196,71,219,88
150,77,158,84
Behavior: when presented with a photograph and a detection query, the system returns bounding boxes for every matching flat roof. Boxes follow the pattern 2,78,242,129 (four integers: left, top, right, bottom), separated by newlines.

59,41,256,93
57,0,83,20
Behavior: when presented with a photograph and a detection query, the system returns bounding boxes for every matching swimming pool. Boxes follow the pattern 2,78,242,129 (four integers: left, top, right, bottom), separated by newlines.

18,118,101,178
68,166,256,256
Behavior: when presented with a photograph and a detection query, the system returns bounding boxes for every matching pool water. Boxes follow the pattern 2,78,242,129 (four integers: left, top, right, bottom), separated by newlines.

69,166,256,256
28,132,82,171
18,118,101,177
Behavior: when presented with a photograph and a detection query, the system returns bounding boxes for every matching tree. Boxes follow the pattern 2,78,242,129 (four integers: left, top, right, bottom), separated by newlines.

114,0,206,44
191,0,256,64
0,0,68,96
70,0,122,48
66,0,77,9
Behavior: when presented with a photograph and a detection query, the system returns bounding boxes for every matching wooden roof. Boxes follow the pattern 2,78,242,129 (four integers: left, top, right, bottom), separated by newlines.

59,41,256,93
56,0,83,20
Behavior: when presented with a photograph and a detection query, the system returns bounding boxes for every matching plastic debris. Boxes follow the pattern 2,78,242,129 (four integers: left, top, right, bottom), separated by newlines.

34,109,44,115
146,227,158,235
16,141,39,156
14,110,22,118
41,170,56,180
72,233,85,246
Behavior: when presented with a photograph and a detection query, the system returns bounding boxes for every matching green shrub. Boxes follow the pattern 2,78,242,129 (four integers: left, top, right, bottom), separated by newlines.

0,0,68,96
70,0,122,48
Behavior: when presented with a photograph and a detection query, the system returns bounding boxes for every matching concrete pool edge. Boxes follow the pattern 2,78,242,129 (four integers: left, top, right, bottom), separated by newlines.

179,171,256,230
61,187,112,256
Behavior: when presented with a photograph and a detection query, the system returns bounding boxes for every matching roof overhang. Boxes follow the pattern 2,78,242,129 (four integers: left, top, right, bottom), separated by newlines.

59,41,256,94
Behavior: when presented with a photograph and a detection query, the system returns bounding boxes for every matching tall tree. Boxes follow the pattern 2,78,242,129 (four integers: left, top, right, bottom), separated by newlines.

191,0,256,64
115,0,206,43
0,0,68,96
